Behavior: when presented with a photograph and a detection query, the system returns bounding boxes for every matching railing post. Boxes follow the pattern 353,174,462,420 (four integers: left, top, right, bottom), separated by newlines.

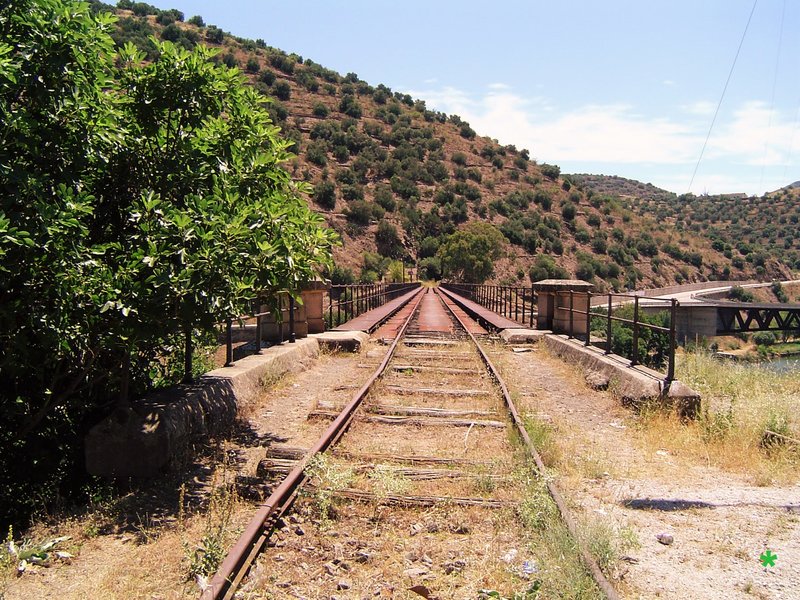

183,324,193,383
530,286,534,327
667,298,677,384
225,318,233,366
585,291,591,346
255,312,262,354
568,291,574,339
631,296,640,366
289,295,296,343
606,293,612,354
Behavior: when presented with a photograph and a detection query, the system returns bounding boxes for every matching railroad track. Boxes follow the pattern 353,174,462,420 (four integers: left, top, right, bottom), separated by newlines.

202,287,618,599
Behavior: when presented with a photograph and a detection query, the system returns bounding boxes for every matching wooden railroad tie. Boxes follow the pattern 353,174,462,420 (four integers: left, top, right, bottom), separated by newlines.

308,409,506,428
316,400,496,418
383,385,491,397
264,445,499,468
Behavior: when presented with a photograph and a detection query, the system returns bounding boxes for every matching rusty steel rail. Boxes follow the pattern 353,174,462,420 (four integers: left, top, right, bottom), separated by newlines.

434,287,620,600
200,289,426,600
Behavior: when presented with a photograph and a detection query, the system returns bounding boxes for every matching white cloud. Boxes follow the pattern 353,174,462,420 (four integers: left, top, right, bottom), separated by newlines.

405,83,800,195
707,101,797,166
683,101,715,115
407,85,700,164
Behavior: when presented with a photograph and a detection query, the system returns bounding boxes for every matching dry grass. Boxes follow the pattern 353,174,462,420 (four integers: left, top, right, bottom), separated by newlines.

634,351,800,484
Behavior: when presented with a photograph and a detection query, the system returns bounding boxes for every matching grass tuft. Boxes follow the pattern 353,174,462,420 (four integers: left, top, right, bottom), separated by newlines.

635,351,799,482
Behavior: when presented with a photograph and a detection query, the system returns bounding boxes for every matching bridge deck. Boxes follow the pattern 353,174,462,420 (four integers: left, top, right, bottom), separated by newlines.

438,287,523,331
333,287,423,333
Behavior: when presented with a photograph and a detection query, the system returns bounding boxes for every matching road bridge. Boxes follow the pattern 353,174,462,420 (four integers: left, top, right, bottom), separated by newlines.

634,279,800,342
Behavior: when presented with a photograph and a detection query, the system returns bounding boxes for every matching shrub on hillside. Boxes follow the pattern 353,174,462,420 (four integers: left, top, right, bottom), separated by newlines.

313,181,336,209
540,163,561,180
339,94,362,118
529,255,569,282
245,56,260,73
376,220,404,258
344,200,372,225
273,80,291,101
727,285,755,302
310,100,329,117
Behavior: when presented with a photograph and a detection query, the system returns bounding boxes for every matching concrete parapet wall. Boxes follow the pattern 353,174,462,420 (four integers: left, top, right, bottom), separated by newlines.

542,334,700,417
85,338,319,478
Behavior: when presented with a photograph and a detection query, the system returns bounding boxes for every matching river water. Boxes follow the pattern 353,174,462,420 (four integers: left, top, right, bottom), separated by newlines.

759,354,800,373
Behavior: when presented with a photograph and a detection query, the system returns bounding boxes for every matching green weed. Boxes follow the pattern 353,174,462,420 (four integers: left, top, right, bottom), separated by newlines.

304,454,354,527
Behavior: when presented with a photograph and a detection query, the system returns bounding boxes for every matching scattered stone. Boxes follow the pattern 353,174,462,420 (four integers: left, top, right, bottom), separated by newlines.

656,532,674,545
324,562,337,575
409,584,434,598
521,560,538,577
355,550,371,563
336,579,351,590
425,522,440,533
294,526,305,536
621,555,640,564
403,567,430,578
444,559,466,574
409,522,424,536
502,549,518,563
585,371,609,390
449,523,470,534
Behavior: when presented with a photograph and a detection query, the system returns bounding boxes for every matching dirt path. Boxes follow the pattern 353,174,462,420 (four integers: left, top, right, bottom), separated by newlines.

491,343,800,599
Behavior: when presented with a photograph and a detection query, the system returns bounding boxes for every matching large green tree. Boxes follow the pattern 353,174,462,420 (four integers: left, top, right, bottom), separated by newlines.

0,0,336,527
437,222,506,283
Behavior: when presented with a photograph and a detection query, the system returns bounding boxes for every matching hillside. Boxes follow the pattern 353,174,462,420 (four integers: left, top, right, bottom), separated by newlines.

106,2,794,290
573,174,800,279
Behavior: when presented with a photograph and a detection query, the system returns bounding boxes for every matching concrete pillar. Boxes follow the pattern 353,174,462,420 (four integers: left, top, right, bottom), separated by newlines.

302,280,329,334
675,305,719,345
532,279,594,335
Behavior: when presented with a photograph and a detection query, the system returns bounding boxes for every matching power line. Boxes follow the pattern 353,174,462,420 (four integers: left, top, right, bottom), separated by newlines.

688,0,758,194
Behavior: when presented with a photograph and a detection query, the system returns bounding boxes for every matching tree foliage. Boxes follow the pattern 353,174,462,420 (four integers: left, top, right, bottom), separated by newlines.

0,0,336,527
437,222,506,283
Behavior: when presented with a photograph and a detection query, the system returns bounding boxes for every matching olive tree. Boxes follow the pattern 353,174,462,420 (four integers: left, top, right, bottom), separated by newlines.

0,1,336,527
437,222,506,283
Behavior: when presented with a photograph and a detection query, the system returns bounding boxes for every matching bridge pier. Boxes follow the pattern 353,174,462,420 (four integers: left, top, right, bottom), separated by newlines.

532,279,594,337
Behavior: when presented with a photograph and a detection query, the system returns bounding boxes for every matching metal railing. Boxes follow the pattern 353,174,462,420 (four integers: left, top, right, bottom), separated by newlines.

441,283,537,327
183,295,297,383
560,291,678,384
325,282,419,328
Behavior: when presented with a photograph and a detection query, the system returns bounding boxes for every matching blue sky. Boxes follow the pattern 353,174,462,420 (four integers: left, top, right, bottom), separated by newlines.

147,0,800,196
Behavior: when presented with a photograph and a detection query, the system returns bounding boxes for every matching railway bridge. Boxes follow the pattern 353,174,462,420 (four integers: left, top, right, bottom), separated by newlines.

81,278,799,600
